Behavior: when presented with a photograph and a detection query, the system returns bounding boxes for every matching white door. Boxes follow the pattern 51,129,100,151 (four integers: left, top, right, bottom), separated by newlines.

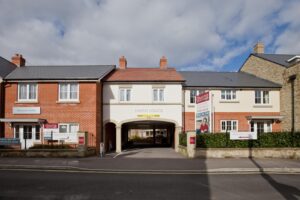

15,125,40,149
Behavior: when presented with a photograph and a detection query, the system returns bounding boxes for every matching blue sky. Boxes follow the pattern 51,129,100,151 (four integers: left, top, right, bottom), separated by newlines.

0,0,299,71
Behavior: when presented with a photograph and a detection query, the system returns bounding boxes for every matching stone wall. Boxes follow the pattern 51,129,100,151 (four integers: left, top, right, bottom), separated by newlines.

240,55,285,85
282,63,300,131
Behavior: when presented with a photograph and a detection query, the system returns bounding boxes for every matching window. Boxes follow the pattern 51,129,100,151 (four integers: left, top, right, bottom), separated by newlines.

255,90,269,104
23,125,32,139
119,88,131,102
250,121,272,133
59,123,79,133
59,83,79,101
18,83,37,101
221,120,238,132
35,125,40,140
190,90,203,103
15,125,20,139
221,90,236,100
153,88,164,102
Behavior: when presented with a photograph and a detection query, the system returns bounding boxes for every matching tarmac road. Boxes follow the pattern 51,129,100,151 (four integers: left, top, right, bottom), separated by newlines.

0,170,299,200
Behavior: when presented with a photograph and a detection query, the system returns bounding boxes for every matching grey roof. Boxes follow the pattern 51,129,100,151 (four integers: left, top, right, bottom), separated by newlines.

179,71,281,88
0,57,16,78
5,65,115,80
253,53,296,67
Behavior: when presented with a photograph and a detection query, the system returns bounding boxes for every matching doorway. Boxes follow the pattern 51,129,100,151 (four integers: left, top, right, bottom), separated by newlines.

14,124,41,149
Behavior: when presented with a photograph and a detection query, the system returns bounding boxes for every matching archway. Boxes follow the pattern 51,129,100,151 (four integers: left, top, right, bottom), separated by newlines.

121,120,176,149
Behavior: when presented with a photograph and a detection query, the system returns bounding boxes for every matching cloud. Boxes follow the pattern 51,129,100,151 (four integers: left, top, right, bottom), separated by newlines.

0,0,299,70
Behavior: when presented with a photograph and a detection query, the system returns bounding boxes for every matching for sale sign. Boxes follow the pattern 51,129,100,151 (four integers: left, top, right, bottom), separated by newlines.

196,92,211,134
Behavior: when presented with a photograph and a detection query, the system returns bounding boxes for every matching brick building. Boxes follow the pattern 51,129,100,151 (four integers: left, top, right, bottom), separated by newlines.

240,42,300,132
0,54,114,149
180,71,282,133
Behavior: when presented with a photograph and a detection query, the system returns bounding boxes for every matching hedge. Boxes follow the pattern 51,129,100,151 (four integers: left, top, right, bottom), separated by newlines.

195,132,300,148
179,133,187,147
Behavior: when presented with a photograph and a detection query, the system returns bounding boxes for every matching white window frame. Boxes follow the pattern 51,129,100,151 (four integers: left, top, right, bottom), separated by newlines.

58,83,79,102
190,90,202,104
255,90,269,104
119,88,131,102
58,123,79,133
153,88,164,102
250,121,272,133
221,90,236,101
220,120,238,132
18,83,38,102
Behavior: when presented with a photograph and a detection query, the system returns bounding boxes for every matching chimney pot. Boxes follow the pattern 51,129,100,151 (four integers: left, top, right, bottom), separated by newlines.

119,56,127,69
160,56,167,69
11,53,26,67
253,42,264,54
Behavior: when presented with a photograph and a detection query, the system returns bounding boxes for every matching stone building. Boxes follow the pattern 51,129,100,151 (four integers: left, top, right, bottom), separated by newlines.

240,42,300,131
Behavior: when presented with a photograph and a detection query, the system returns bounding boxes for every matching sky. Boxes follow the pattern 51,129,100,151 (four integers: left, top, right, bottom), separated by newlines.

0,0,300,71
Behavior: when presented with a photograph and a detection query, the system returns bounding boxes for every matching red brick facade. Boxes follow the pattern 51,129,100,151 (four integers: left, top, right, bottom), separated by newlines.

4,82,102,149
184,111,281,132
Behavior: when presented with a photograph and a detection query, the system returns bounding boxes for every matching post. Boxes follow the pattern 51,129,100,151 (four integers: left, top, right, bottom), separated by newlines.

174,126,182,152
187,131,196,158
116,126,122,153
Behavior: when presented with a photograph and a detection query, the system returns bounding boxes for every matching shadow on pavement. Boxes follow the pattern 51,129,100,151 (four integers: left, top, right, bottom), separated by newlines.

248,141,300,200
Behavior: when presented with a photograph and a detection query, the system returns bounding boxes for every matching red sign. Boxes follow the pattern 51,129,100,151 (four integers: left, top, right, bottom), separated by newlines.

78,136,85,145
44,123,58,129
190,136,196,144
196,92,209,104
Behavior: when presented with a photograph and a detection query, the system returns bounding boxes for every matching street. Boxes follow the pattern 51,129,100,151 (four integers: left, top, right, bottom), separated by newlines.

0,170,299,200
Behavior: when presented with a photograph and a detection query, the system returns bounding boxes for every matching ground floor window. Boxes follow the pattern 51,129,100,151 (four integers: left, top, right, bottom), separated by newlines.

221,120,238,132
59,123,79,133
250,121,272,134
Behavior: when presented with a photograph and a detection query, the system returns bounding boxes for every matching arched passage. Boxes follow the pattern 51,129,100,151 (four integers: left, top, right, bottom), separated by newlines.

121,120,176,149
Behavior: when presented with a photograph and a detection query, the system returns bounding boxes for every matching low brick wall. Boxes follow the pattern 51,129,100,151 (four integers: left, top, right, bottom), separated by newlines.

0,148,96,158
194,148,300,159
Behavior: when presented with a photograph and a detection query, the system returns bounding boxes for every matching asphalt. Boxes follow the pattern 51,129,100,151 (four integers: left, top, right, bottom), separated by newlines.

0,153,299,174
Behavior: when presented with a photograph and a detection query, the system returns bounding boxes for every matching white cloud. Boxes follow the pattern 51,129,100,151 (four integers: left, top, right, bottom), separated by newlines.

0,0,299,70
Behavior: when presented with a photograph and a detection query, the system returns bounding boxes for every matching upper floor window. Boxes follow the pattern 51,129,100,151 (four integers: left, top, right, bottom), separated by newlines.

119,88,131,102
221,90,236,100
59,83,79,101
153,88,164,102
221,120,238,132
190,90,202,104
18,83,37,101
255,90,269,104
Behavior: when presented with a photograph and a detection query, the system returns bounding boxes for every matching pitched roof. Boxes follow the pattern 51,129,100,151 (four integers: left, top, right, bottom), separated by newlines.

0,57,17,78
179,71,281,88
253,53,296,67
104,68,184,82
5,65,115,81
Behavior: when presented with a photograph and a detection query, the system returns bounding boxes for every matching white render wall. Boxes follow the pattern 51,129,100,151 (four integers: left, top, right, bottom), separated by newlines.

103,83,182,126
184,89,280,113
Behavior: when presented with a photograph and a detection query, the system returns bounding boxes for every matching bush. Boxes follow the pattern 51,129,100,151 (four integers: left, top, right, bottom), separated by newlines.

196,132,300,148
29,144,73,149
179,133,187,146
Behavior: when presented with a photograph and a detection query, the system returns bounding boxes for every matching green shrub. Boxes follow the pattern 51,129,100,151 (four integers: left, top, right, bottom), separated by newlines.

179,133,187,147
29,144,73,149
196,132,300,148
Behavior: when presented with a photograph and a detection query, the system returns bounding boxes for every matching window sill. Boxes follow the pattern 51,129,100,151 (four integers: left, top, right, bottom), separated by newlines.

188,104,195,107
56,101,80,104
219,100,240,103
15,101,39,104
253,104,273,108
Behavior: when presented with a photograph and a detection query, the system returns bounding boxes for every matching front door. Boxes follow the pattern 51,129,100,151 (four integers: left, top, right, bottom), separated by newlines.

15,125,40,149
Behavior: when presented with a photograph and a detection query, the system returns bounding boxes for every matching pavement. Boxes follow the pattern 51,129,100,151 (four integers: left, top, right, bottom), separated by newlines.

0,148,299,174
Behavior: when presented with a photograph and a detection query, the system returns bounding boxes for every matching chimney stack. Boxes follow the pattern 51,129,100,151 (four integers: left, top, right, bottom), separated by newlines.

119,56,127,69
11,54,26,67
253,42,264,54
160,56,167,69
